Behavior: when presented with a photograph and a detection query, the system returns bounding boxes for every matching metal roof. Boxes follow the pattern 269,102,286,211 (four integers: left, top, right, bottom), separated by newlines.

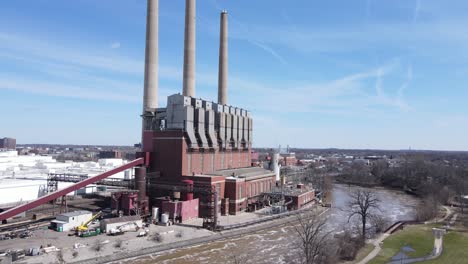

102,215,141,224
209,167,275,179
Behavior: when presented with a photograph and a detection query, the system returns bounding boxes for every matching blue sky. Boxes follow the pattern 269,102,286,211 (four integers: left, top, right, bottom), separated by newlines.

1,0,468,150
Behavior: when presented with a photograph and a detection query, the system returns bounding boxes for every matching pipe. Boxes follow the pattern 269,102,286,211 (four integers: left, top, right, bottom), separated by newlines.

218,10,228,105
135,167,147,202
143,0,159,113
182,0,196,97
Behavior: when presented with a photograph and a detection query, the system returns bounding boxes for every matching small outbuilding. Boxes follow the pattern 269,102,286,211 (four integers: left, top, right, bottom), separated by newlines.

50,210,92,232
100,215,143,233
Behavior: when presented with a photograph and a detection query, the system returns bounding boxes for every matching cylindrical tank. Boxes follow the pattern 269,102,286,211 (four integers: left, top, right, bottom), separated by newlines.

160,213,169,224
152,207,159,221
272,153,280,181
135,167,147,202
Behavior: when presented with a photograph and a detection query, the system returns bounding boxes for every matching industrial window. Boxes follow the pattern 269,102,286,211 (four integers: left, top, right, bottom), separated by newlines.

239,185,243,198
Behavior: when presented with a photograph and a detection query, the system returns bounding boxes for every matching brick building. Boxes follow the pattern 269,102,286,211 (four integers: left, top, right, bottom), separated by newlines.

99,150,122,159
0,138,16,150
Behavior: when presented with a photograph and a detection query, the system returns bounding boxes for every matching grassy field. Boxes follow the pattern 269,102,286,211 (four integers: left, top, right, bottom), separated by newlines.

368,225,434,264
422,231,468,264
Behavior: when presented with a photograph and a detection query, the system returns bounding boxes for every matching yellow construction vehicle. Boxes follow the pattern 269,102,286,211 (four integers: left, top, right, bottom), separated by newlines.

75,211,102,233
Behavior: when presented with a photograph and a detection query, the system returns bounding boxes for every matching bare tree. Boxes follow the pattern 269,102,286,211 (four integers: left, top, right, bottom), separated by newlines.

452,176,468,214
92,239,104,252
294,212,333,264
346,189,381,240
228,253,249,264
416,194,440,221
114,239,123,248
56,250,65,264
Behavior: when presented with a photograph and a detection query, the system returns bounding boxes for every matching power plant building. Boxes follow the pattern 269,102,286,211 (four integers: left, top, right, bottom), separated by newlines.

0,0,302,228
138,0,277,223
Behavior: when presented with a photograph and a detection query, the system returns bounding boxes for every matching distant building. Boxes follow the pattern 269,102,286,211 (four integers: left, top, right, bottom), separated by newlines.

99,150,122,159
281,152,297,166
0,138,16,150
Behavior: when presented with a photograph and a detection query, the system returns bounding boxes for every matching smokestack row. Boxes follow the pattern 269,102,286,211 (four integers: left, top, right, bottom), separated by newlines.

142,0,230,133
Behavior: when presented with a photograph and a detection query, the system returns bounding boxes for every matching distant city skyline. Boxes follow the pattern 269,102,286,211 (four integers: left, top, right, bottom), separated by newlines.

1,0,468,151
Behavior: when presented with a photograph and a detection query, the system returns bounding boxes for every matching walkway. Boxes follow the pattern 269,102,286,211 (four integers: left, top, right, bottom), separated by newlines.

357,222,403,264
387,228,445,264
358,206,452,264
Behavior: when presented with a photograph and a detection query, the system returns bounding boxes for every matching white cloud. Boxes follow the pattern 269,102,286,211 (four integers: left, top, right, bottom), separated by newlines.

247,39,288,65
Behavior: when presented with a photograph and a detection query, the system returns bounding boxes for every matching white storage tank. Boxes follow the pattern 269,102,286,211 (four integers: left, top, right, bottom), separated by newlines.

160,213,169,224
152,207,159,221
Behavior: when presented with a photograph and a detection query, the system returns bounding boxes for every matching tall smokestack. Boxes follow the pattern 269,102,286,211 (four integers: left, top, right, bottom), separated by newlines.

182,0,196,97
141,0,158,151
217,10,228,105
143,0,159,113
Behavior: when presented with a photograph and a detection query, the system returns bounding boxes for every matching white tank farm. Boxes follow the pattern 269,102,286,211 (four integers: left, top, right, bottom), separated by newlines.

0,151,131,207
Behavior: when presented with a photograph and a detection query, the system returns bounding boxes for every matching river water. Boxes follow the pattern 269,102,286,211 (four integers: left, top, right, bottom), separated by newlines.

135,184,420,264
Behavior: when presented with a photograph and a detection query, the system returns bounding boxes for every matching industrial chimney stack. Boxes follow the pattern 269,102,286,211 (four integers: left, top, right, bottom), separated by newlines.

217,11,228,105
182,0,196,97
142,0,159,114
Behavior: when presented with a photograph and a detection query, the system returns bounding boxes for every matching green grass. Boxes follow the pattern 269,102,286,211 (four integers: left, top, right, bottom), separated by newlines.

369,225,434,264
422,232,468,264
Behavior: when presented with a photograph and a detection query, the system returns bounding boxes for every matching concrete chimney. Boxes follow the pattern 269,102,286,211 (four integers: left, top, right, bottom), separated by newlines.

143,0,159,113
217,10,228,105
182,0,196,97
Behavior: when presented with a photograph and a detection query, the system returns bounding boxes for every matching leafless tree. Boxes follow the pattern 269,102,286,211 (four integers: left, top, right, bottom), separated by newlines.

56,250,65,263
228,253,249,264
92,239,104,252
452,176,468,214
370,214,389,235
346,189,381,240
150,232,164,243
416,194,439,221
294,212,334,264
114,239,123,248
336,227,361,261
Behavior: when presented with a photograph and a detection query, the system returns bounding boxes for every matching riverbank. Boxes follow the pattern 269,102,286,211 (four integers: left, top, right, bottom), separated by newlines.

76,207,328,264
20,183,417,264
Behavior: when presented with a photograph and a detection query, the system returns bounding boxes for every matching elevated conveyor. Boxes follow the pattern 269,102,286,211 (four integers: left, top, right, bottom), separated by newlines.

0,158,144,222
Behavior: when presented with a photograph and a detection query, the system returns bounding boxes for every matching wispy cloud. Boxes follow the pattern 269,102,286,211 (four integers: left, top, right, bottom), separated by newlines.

413,0,421,23
110,42,121,49
227,60,411,116
0,74,139,103
246,39,288,65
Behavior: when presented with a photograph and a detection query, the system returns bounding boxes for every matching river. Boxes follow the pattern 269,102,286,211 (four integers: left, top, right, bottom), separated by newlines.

133,184,420,264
